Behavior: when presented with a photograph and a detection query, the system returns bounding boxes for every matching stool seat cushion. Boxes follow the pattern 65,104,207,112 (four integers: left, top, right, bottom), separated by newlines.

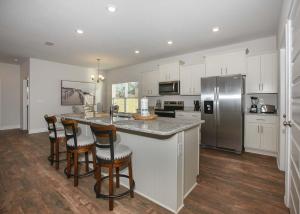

96,144,132,161
49,130,65,139
67,137,94,148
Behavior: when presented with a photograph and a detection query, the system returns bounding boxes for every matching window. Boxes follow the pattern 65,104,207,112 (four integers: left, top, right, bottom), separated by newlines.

112,82,139,113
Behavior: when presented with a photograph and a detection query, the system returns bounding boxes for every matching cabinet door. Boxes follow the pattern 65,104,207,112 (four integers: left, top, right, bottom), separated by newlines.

150,70,159,96
206,55,222,77
142,72,150,96
260,123,277,152
159,62,180,81
246,56,261,93
180,66,192,95
260,53,278,93
191,64,205,95
159,69,168,82
245,122,261,149
224,51,246,75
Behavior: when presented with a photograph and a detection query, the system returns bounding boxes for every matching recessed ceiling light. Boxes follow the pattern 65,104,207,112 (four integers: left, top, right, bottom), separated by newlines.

76,29,84,34
13,58,18,62
45,41,55,46
167,40,173,45
134,50,140,54
107,4,117,13
212,27,220,32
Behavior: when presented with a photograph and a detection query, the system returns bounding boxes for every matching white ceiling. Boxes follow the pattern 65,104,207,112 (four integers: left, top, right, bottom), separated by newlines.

0,0,282,70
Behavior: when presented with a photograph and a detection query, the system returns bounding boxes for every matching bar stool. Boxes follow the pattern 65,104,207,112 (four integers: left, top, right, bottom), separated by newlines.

61,118,97,187
44,115,66,170
90,124,135,211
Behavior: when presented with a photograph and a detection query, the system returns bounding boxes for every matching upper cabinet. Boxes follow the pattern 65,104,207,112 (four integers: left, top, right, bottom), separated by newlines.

159,62,181,82
142,70,159,97
180,64,206,95
205,51,246,77
246,53,278,93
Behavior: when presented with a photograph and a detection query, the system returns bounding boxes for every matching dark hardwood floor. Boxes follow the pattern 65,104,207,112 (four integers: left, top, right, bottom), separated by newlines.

0,130,289,214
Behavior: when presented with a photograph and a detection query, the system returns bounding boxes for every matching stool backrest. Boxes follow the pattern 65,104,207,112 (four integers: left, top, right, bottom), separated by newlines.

44,114,58,138
90,124,116,162
61,118,79,148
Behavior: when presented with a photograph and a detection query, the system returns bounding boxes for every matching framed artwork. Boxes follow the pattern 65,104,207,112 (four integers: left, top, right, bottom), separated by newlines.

61,80,96,106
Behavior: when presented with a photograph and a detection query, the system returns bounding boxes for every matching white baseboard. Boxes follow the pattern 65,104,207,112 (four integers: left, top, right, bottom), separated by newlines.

184,182,198,199
0,125,20,130
245,148,277,157
29,128,47,134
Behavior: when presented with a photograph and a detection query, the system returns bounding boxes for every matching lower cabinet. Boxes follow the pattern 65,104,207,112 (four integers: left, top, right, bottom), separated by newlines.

244,115,278,156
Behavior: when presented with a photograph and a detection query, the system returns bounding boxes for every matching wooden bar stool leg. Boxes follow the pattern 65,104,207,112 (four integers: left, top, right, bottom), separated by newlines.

50,141,54,165
91,146,97,179
66,151,71,178
85,152,89,173
109,165,114,210
74,151,79,187
55,140,59,170
128,159,134,198
116,167,120,188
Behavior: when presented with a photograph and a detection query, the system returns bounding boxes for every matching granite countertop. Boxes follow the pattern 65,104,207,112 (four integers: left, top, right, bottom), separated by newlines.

63,114,204,136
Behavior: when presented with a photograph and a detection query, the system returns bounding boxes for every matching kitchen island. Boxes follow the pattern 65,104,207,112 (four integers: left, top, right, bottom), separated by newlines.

63,114,204,213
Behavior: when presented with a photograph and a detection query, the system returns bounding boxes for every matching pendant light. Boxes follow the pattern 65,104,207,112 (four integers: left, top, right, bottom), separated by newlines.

92,59,105,82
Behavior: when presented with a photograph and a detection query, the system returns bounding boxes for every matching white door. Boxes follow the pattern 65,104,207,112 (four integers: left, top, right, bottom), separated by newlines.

284,3,300,211
246,55,261,93
260,53,278,93
224,51,246,75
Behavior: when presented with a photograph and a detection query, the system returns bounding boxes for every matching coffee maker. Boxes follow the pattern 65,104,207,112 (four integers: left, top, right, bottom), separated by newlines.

194,100,200,111
250,97,259,113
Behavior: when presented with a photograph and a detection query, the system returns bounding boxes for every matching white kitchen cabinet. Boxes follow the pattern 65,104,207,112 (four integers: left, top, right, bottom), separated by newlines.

246,53,278,93
205,51,246,77
175,111,201,119
244,114,278,156
142,70,159,96
180,64,205,95
159,62,181,82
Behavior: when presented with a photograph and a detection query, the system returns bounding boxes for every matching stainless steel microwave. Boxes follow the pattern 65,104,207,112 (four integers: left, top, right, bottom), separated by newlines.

159,81,180,95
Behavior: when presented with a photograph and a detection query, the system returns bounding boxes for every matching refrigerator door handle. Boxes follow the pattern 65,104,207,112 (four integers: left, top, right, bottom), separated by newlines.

216,86,220,125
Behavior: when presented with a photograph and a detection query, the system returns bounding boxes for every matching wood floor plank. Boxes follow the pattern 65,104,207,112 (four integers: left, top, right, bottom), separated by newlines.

0,130,289,214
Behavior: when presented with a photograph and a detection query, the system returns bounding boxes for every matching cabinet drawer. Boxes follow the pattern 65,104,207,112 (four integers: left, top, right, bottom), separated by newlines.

245,115,278,124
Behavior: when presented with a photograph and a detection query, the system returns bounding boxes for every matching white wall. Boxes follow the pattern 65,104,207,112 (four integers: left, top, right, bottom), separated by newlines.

106,36,277,109
29,58,106,133
0,62,20,130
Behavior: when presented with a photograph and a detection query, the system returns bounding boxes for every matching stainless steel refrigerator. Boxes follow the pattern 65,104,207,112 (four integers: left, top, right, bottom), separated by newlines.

201,75,244,153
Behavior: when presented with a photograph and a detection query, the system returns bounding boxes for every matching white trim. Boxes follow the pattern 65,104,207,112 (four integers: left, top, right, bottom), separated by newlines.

184,182,198,199
245,148,277,157
29,127,47,134
0,125,20,130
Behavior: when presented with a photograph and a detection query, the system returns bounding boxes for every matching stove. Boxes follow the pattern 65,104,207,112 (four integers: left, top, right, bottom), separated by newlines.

154,101,184,118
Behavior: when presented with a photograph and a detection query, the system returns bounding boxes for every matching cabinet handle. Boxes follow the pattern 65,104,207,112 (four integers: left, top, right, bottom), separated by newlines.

262,83,264,91
259,83,261,91
221,68,223,75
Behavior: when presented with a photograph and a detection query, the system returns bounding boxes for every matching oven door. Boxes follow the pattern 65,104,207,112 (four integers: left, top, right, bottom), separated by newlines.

154,110,175,118
159,81,180,95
